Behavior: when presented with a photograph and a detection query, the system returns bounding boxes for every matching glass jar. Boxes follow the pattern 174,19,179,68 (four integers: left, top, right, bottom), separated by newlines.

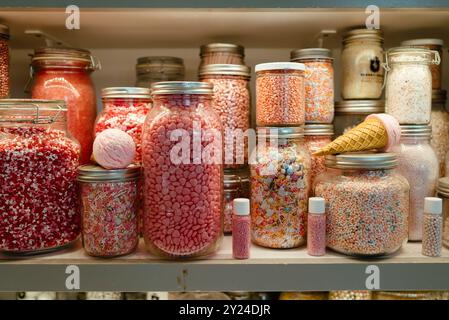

341,28,384,99
401,39,444,90
392,125,439,241
437,177,449,249
250,127,311,248
384,47,440,124
304,124,333,195
135,56,185,88
0,100,81,254
30,47,100,164
0,24,10,98
199,43,245,67
224,169,250,234
430,90,448,176
78,164,140,257
142,81,223,258
314,153,409,257
95,87,152,164
255,62,305,127
334,100,384,137
290,48,334,123
199,64,251,169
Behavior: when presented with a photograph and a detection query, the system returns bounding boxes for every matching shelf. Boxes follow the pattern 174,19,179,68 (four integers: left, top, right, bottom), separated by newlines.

1,236,449,292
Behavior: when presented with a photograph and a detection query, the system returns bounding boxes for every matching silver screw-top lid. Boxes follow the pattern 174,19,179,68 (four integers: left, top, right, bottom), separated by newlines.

304,124,334,136
437,177,449,198
200,43,244,56
101,87,151,99
290,48,333,61
151,81,213,95
343,28,384,44
77,164,141,182
335,100,384,114
257,126,304,139
198,64,251,77
325,152,397,170
400,124,432,138
401,39,444,47
136,56,185,75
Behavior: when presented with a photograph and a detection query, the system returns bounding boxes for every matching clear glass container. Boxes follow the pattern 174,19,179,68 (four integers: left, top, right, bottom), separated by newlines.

142,81,223,258
430,90,448,176
392,125,439,241
30,47,99,164
199,43,245,67
78,164,140,257
0,100,81,254
334,100,384,137
314,153,409,257
0,24,10,98
250,127,311,248
290,48,334,123
224,169,250,234
437,177,449,249
199,64,251,169
135,56,185,88
384,47,440,124
341,28,384,99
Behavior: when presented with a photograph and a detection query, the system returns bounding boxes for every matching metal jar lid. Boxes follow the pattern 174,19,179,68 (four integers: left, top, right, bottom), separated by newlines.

437,177,449,198
77,164,141,183
224,169,250,189
401,39,444,47
151,81,213,95
198,64,251,77
200,43,244,56
101,87,151,99
432,90,447,104
325,153,397,170
136,56,185,74
31,47,100,70
255,62,305,72
257,127,304,139
343,28,383,44
335,100,384,114
400,124,432,138
0,24,10,39
304,124,334,136
290,48,333,61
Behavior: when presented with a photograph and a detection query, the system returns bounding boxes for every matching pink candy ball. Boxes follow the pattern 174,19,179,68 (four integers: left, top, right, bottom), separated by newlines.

93,128,136,169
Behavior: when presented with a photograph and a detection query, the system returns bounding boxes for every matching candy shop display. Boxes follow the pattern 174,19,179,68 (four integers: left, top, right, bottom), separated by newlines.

199,43,245,67
199,64,251,168
430,90,449,176
290,48,334,123
384,47,440,124
95,87,152,164
437,177,449,249
314,153,409,257
421,197,443,257
78,165,140,257
93,129,136,169
255,62,305,127
334,100,384,137
341,28,384,100
31,47,99,164
307,197,326,256
142,82,223,258
392,125,439,241
250,127,311,248
224,169,250,234
0,100,80,254
135,56,185,88
329,291,372,300
0,24,9,98
232,198,251,260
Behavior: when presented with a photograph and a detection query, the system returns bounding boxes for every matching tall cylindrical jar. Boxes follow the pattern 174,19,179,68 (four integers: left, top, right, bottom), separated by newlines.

384,47,440,124
0,100,81,254
0,24,10,98
250,127,311,248
199,43,245,67
430,90,449,176
199,64,251,169
314,153,409,257
224,169,250,234
392,125,439,241
341,28,384,100
31,47,100,164
290,48,334,123
135,56,185,88
142,81,223,258
437,177,449,249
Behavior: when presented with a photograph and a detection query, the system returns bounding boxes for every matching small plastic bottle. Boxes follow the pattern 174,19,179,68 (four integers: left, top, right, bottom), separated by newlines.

232,198,251,259
307,197,326,256
422,197,443,257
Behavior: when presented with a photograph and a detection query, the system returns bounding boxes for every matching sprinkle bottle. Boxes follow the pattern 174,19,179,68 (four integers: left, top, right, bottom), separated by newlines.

307,197,326,256
232,198,251,259
422,197,443,257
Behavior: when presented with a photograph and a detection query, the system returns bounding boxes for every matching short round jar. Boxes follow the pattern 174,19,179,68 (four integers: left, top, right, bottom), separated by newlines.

135,56,185,88
199,43,245,67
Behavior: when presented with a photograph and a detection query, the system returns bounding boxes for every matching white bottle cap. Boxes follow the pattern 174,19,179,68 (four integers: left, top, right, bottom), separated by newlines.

233,198,250,216
309,197,325,214
424,197,442,215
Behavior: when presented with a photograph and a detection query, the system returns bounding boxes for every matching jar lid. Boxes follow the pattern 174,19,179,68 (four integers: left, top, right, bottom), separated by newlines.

437,177,449,198
224,169,250,188
325,152,397,170
290,48,333,61
257,126,304,139
101,87,151,99
255,62,305,72
343,28,383,43
151,81,213,95
200,43,244,56
304,124,334,136
335,100,384,114
77,164,141,182
401,39,444,46
198,64,251,77
432,90,447,103
0,99,67,124
0,24,9,39
31,47,100,70
137,56,184,66
400,124,432,138
387,47,435,63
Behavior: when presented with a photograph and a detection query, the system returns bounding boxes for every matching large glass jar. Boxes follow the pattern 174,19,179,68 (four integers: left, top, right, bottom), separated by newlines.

135,56,185,88
314,153,409,257
430,90,448,176
30,47,99,164
0,24,9,98
384,47,440,124
290,48,334,123
437,177,449,249
199,64,251,169
0,100,81,254
199,43,245,68
223,169,250,234
392,125,438,241
250,127,311,248
341,28,384,99
142,82,223,258
334,100,384,137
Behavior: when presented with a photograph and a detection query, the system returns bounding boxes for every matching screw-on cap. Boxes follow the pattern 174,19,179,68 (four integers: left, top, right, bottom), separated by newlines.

309,197,325,214
255,62,305,72
424,197,442,215
233,198,250,216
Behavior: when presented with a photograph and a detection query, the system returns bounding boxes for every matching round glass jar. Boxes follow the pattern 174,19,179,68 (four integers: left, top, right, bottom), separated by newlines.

199,64,251,169
437,177,449,249
0,100,81,254
78,165,140,257
199,43,245,67
250,127,311,248
392,125,439,241
334,100,384,137
224,169,250,234
384,47,440,124
341,28,384,99
30,47,100,164
255,62,305,127
314,153,409,257
135,56,185,88
0,24,10,98
430,90,448,176
290,48,334,123
142,81,223,259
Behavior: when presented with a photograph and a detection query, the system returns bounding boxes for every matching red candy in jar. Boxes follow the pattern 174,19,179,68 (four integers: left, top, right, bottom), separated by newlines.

142,81,223,258
31,47,99,164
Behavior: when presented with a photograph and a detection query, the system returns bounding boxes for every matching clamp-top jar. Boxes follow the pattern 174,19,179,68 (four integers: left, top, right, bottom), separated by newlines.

135,56,185,88
199,43,245,67
0,24,10,98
